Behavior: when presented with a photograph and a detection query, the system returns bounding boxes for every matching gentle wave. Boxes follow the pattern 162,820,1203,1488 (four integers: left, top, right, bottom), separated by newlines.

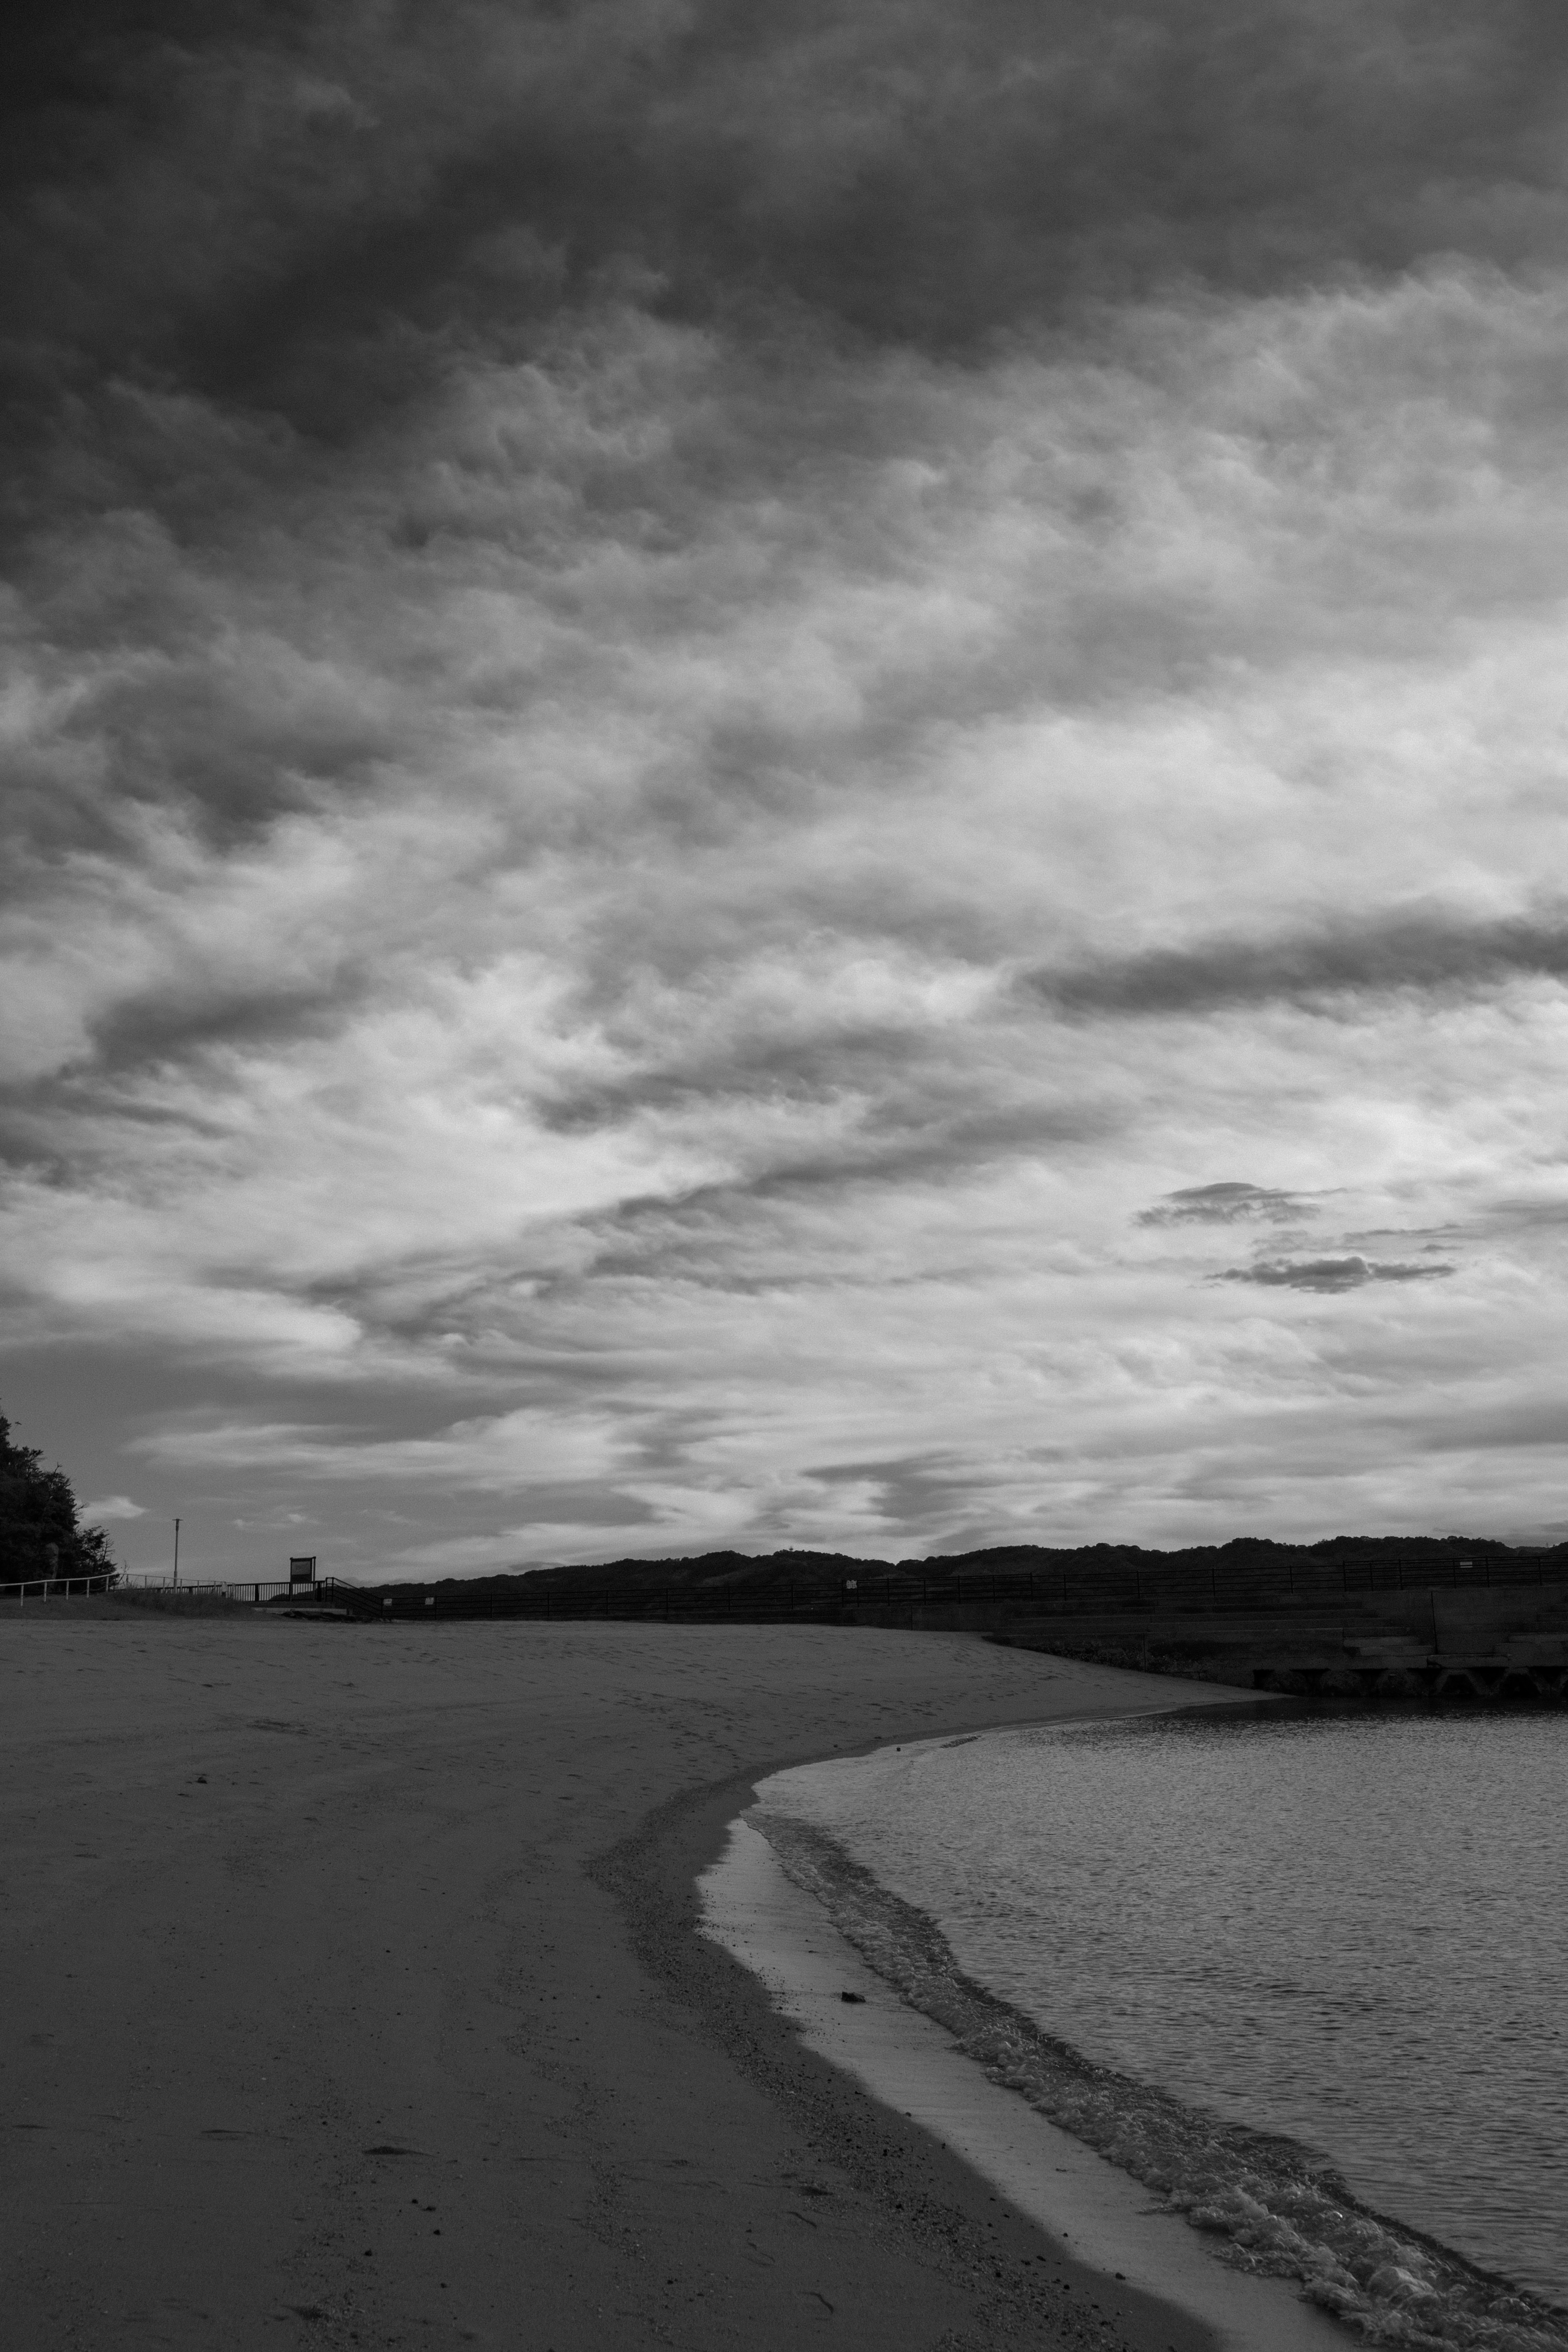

753,1806,1568,2352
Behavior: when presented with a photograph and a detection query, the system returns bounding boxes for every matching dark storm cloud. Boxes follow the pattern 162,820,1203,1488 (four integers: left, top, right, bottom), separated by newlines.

9,2,1568,883
23,71,1529,401
7,0,1568,448
1139,1181,1312,1227
1030,911,1568,1019
1216,1255,1456,1293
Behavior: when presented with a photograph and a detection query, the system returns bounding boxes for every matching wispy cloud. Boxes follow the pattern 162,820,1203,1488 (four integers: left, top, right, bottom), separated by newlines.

1139,1182,1314,1228
1030,912,1568,1021
1215,1256,1457,1295
4,7,1568,1568
78,1494,146,1522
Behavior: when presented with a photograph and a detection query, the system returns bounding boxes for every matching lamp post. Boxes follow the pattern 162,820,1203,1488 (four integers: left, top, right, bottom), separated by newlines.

173,1517,181,1588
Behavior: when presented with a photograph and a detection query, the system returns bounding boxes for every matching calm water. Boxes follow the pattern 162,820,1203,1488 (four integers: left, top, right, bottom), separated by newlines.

757,1707,1568,2341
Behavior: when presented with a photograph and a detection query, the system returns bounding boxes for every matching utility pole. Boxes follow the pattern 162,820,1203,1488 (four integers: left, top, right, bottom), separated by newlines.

173,1517,181,1588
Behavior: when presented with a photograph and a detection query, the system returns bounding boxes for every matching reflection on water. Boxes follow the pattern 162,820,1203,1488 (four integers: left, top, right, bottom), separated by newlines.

762,1708,1568,2313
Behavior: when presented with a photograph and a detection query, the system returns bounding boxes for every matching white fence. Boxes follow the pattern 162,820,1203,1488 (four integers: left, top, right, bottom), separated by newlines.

120,1575,356,1604
1,1572,118,1602
2,1573,356,1605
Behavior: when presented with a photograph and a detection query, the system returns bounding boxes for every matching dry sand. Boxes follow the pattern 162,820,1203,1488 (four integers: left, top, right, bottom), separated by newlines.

1,1611,1327,2351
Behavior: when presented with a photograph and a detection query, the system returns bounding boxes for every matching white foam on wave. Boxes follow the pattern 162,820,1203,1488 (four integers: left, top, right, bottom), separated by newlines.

751,1807,1568,2352
702,1812,1347,2352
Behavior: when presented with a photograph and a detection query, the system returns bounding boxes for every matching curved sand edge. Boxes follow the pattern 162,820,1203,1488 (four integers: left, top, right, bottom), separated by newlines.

702,1806,1345,2352
0,1613,1326,2350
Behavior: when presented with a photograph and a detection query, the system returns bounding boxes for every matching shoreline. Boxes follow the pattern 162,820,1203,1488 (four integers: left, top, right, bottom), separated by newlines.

596,1686,1341,2352
592,1741,1226,2352
0,1613,1340,2348
694,1732,1345,2352
700,1713,1568,2352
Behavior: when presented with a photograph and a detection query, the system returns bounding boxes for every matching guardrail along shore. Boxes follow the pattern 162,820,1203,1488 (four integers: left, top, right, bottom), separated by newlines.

0,1572,119,1602
0,1573,348,1607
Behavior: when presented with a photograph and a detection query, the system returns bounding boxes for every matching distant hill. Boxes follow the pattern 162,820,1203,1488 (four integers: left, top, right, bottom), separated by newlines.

395,1532,1563,1604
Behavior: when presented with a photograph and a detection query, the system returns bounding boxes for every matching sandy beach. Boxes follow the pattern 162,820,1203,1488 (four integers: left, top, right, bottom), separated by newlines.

2,1612,1325,2351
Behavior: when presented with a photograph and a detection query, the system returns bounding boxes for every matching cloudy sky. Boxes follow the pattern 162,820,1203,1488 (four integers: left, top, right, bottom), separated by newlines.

5,2,1568,1580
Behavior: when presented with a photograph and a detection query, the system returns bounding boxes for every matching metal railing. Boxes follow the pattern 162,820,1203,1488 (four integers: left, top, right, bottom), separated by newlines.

118,1575,359,1605
2,1573,361,1606
0,1572,119,1602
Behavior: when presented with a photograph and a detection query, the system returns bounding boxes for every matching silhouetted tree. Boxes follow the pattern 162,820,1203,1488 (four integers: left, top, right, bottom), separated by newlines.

0,1408,114,1584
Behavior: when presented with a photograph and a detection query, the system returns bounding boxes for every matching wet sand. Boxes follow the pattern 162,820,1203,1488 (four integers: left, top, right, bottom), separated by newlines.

2,1611,1323,2350
702,1814,1343,2352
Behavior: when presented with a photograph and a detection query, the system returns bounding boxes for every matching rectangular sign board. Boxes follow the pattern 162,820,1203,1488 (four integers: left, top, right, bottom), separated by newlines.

288,1556,317,1585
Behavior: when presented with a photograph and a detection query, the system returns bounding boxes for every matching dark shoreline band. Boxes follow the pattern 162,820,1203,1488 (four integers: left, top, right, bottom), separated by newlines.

595,1749,1223,2352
